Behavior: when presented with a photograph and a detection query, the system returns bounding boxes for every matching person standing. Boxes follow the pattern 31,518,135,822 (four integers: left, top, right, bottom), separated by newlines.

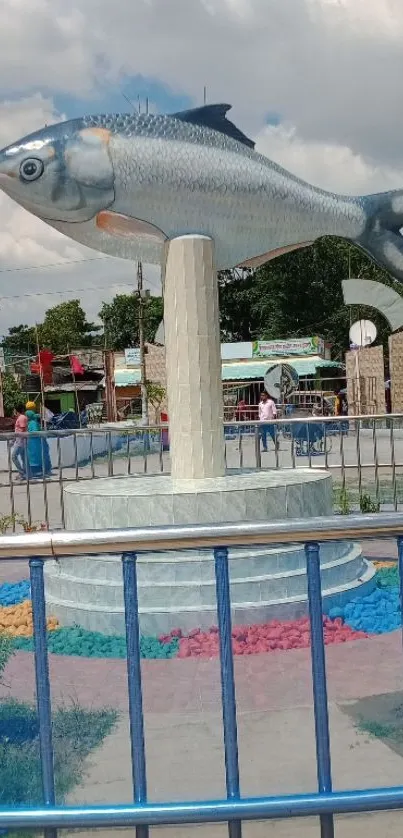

258,391,277,452
11,404,28,479
25,402,52,477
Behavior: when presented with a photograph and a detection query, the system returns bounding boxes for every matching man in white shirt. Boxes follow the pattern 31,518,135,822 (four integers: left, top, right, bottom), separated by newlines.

258,391,277,452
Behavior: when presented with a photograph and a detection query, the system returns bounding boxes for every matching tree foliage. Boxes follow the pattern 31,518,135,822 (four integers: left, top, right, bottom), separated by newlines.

99,294,163,350
39,300,100,354
2,373,24,416
1,301,100,358
2,325,37,358
218,237,399,359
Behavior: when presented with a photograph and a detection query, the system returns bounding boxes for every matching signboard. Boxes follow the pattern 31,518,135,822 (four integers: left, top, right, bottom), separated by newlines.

264,363,299,399
221,342,253,360
124,347,141,366
252,337,324,358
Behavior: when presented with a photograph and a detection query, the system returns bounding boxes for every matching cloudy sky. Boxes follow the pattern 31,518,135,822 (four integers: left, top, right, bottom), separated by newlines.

0,0,402,337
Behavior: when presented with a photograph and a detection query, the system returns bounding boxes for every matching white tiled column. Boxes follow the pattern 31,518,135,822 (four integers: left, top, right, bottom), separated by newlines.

164,235,225,479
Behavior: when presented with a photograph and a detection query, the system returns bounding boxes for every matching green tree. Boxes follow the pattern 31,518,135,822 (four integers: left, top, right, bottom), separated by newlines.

218,238,400,359
2,325,36,358
99,294,163,350
39,300,100,354
2,373,24,416
218,269,257,340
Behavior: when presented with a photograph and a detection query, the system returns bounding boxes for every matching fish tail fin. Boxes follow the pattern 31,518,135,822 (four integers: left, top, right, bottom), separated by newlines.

355,190,403,282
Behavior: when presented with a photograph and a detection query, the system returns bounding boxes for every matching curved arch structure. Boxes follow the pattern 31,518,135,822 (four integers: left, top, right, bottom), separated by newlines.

342,278,403,332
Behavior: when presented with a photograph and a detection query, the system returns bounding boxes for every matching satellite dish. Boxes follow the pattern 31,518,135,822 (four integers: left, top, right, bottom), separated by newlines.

264,363,299,400
349,319,377,348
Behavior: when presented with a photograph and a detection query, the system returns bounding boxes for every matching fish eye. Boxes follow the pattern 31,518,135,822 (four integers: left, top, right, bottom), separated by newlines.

19,158,44,183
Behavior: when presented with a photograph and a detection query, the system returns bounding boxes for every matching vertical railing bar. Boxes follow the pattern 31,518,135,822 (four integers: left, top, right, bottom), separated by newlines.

339,422,346,494
305,542,334,838
254,424,261,469
6,439,16,529
372,417,380,508
274,422,279,470
24,437,32,527
356,418,363,503
108,431,114,477
56,436,65,529
29,557,57,838
214,546,242,838
158,428,164,473
239,425,244,470
291,426,296,469
390,419,398,512
40,435,50,529
324,422,329,471
89,430,95,479
143,430,148,475
73,432,79,482
127,431,133,476
307,422,313,469
122,552,148,838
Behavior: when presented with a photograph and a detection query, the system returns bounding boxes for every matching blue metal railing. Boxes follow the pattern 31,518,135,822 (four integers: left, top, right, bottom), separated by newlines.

0,514,403,833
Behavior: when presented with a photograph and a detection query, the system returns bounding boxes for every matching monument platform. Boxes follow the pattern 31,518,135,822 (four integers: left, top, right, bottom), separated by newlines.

44,469,375,635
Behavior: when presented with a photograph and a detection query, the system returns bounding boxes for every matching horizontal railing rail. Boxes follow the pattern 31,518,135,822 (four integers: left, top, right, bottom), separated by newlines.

0,511,402,558
1,514,403,836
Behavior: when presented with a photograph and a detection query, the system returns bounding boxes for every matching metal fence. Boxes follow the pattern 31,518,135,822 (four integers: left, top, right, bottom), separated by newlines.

2,413,403,529
0,513,403,833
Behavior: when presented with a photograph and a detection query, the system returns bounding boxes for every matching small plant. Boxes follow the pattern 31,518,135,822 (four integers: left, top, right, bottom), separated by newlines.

338,487,351,515
359,493,380,514
0,634,14,685
146,380,166,419
0,513,47,535
0,698,118,808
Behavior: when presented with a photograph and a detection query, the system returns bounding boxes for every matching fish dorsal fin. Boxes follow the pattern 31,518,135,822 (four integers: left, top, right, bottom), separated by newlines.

171,104,255,149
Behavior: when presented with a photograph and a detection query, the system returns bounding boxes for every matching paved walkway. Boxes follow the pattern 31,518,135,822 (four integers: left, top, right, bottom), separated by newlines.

1,629,402,713
2,615,403,837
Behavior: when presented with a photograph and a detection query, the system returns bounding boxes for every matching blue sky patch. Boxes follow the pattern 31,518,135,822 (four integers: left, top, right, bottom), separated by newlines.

54,75,193,120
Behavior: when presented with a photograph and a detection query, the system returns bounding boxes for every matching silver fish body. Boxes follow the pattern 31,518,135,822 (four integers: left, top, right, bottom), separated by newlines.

0,105,403,277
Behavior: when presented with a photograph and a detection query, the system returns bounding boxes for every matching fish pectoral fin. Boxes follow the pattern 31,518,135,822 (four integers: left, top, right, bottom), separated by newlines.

238,241,314,269
96,211,167,242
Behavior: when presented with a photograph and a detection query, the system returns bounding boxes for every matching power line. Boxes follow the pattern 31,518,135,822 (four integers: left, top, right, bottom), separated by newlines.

0,275,162,302
0,255,111,275
0,279,161,302
0,281,133,302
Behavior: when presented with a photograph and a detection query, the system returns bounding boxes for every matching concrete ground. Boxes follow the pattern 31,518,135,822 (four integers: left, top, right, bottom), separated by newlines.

3,623,403,837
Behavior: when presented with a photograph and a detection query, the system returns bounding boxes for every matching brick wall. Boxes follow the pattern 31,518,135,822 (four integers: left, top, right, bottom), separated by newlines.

145,343,167,422
345,346,385,414
389,332,403,412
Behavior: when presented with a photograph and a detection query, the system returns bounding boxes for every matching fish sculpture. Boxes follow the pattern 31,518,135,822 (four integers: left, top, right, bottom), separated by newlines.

1,103,403,277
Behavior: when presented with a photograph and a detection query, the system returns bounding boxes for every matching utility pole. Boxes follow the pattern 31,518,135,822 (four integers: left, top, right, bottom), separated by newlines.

137,260,149,425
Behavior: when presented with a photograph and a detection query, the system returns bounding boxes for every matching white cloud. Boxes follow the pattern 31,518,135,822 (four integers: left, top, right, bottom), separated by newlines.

0,0,402,163
255,123,403,195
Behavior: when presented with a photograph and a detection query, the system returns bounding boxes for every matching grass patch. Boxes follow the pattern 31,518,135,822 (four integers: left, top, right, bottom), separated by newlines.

342,691,403,756
333,477,403,511
0,697,117,836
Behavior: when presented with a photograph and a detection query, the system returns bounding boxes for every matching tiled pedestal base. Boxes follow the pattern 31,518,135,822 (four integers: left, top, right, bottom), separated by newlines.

44,470,375,634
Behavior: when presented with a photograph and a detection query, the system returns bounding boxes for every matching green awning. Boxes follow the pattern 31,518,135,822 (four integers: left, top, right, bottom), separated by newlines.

114,368,141,387
222,358,342,381
113,357,342,386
